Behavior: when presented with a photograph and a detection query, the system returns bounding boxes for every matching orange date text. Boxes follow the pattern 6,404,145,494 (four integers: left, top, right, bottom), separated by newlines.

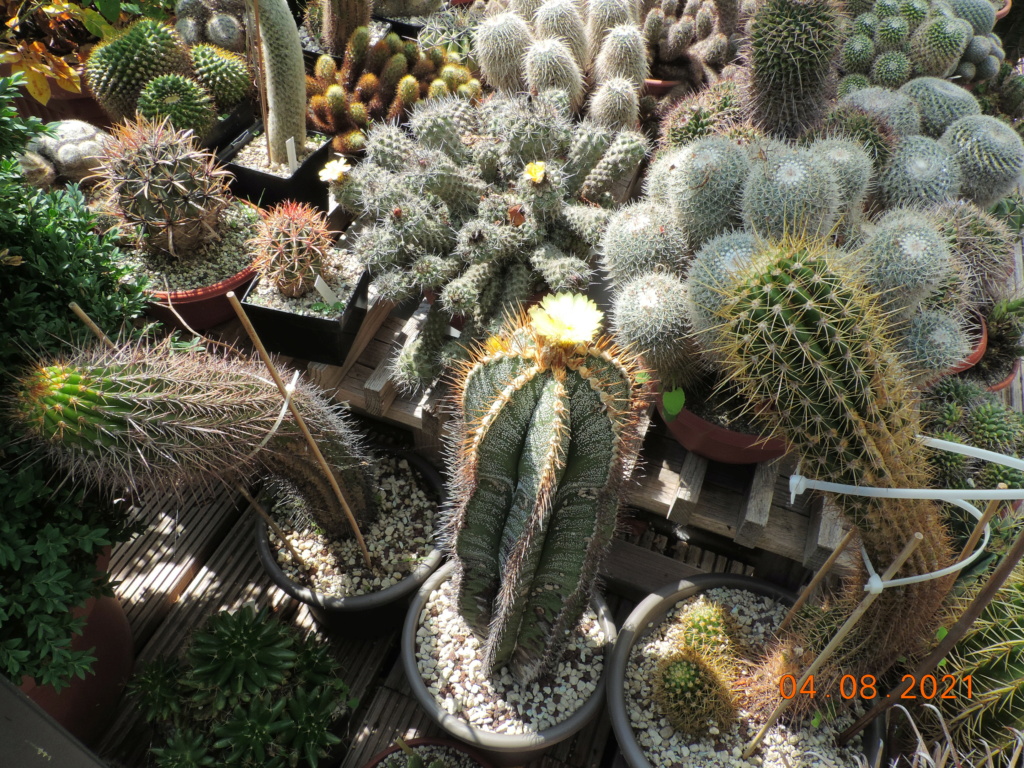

778,674,973,700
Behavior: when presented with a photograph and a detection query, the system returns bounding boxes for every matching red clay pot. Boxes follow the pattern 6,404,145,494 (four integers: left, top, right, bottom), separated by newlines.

657,401,788,465
948,314,988,376
643,78,683,96
987,358,1022,392
360,737,496,768
997,0,1012,20
146,263,256,332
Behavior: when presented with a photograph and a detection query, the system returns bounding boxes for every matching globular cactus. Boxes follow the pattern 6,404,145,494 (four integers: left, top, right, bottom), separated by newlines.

85,19,193,121
135,74,217,137
744,0,843,138
252,0,306,165
611,272,704,391
842,34,877,74
877,135,961,209
819,103,899,171
928,200,1014,306
11,342,376,541
95,117,232,258
898,76,981,138
594,25,650,89
579,128,649,202
740,144,839,240
599,201,690,288
896,308,973,384
587,77,640,131
525,38,585,110
941,115,1024,208
445,293,646,683
909,15,973,77
853,11,880,37
516,161,567,221
586,0,639,64
685,229,758,348
249,201,334,298
653,647,736,736
809,137,872,234
963,399,1024,453
870,50,913,87
474,12,533,93
206,11,245,51
190,44,251,110
874,14,911,54
535,0,588,68
659,78,742,149
668,596,739,656
839,86,922,135
838,73,871,97
950,0,996,35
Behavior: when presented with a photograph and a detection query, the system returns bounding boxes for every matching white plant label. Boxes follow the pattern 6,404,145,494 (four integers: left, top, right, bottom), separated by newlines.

286,137,299,173
314,274,340,306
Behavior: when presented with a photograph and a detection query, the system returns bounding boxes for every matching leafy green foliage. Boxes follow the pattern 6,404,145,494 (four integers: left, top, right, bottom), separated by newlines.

136,605,355,768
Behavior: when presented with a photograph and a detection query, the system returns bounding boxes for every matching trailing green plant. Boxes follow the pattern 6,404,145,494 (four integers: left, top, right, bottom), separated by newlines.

133,604,356,768
249,201,335,298
444,293,646,683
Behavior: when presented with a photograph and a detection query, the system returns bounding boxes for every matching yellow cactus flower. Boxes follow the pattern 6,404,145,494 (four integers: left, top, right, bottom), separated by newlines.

529,293,603,346
523,161,546,184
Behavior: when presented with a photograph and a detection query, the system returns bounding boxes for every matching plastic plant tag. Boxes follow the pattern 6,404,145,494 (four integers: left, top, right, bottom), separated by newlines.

286,137,299,174
313,274,339,306
662,387,686,418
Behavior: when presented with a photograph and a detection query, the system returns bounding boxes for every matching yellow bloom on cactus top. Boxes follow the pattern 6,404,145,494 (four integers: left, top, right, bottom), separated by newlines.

529,293,603,346
523,161,546,184
319,158,352,184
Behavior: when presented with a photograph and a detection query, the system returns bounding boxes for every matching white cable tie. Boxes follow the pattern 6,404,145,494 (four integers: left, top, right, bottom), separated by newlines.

865,573,885,595
790,475,1024,501
790,473,810,504
248,370,300,459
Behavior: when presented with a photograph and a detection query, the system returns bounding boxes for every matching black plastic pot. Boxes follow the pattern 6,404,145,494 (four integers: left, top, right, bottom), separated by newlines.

255,449,445,636
199,99,256,154
606,574,886,767
217,121,331,208
240,270,369,365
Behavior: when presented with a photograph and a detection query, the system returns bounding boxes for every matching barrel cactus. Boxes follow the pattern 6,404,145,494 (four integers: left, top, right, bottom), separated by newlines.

190,43,251,110
249,201,334,298
941,114,1024,208
653,647,736,736
445,293,646,683
135,74,217,137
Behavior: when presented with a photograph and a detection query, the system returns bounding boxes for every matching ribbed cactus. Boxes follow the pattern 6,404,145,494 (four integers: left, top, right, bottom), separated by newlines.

839,86,922,135
253,0,306,165
85,19,193,121
135,74,217,137
249,201,334,298
898,76,981,138
878,135,961,209
11,342,375,541
474,12,533,93
525,38,585,110
942,115,1024,208
190,44,251,110
909,15,973,77
696,238,954,706
445,293,646,683
745,0,843,138
740,144,840,240
809,137,871,234
653,648,736,736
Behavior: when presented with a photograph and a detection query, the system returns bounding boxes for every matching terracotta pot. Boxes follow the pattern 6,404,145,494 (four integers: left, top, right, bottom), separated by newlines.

947,314,988,376
657,401,788,465
997,0,1012,20
146,263,256,332
360,737,496,768
987,358,1022,393
643,77,682,96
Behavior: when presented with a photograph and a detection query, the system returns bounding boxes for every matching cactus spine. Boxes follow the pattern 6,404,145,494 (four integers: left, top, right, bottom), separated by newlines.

321,0,370,56
446,293,646,683
474,12,533,93
252,0,306,165
942,115,1024,208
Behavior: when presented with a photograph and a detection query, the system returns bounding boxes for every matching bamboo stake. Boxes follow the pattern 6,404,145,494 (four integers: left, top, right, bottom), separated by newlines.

245,0,271,156
779,528,857,633
743,532,924,759
236,484,314,581
956,485,1007,564
227,291,372,568
69,302,116,350
838,519,1024,745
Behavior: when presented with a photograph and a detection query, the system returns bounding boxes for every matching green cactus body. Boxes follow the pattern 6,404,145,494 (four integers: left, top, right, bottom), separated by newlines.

594,25,650,89
942,114,1024,208
929,200,1014,305
579,129,649,203
963,34,993,64
135,74,217,137
530,243,592,292
745,0,843,138
559,203,613,247
876,0,903,17
975,54,1001,81
871,50,913,87
875,14,911,53
999,74,1024,118
535,0,588,69
810,137,871,231
669,596,738,656
586,0,639,64
950,0,996,34
409,103,472,164
740,144,839,240
685,229,758,342
587,78,640,132
393,302,451,392
249,201,333,298
525,38,585,110
878,134,961,208
909,16,973,77
653,647,736,736
190,44,251,110
897,309,972,383
563,121,615,193
447,294,645,682
900,0,930,30
842,34,876,74
839,86,922,135
474,12,533,93
85,19,192,121
820,104,900,170
659,79,742,149
854,11,880,36
13,343,375,540
599,201,690,288
898,76,981,137
320,0,371,57
254,0,306,165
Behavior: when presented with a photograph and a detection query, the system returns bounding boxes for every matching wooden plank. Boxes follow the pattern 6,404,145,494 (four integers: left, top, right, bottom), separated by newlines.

339,686,442,768
599,538,702,601
804,495,855,573
734,457,782,548
665,450,708,524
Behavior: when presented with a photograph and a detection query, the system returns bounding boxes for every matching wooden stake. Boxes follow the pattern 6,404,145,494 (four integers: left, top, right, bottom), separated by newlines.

245,0,271,156
779,528,857,633
956,485,1007,564
236,485,314,582
227,292,372,568
69,302,116,350
743,532,924,759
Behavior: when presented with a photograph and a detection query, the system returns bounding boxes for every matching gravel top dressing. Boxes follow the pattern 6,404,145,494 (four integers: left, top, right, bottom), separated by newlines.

414,579,607,735
269,453,437,596
375,743,484,768
625,587,868,768
230,133,321,178
246,247,359,319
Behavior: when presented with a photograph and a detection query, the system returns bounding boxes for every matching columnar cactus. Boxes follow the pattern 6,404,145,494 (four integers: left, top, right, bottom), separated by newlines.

474,12,533,93
252,0,306,165
11,342,376,540
445,293,646,683
535,0,588,68
594,25,650,89
525,38,585,110
319,0,370,56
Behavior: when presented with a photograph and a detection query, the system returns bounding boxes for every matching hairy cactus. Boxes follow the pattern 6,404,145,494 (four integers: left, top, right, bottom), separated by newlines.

474,12,532,93
909,15,973,77
740,144,839,240
587,77,640,131
253,0,306,165
744,0,843,138
535,0,588,68
206,12,245,51
190,44,251,110
929,200,1014,306
525,38,585,110
809,137,872,234
878,135,961,208
599,201,690,288
611,272,704,391
319,0,371,57
942,115,1024,208
445,293,646,683
653,647,736,736
249,202,334,298
95,117,232,258
136,74,217,136
594,25,650,89
898,76,981,138
685,229,758,346
85,19,193,121
586,0,639,63
839,86,922,135
11,342,376,540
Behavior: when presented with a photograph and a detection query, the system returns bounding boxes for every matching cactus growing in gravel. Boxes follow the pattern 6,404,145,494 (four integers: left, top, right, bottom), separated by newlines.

744,0,844,138
86,19,193,121
252,0,306,165
11,342,375,540
249,202,334,298
96,117,232,258
445,293,646,683
669,597,739,656
942,115,1024,208
899,76,981,138
653,647,736,736
474,12,532,93
878,135,961,208
740,144,840,240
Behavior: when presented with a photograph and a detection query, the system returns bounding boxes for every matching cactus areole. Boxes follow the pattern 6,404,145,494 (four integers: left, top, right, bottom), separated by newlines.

446,294,646,684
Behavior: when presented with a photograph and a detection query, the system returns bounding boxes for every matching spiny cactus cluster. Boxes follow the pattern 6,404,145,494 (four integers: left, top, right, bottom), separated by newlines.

962,296,1024,389
307,27,480,154
839,0,1006,87
85,18,251,136
418,2,485,71
302,0,371,57
11,340,376,541
642,0,739,83
175,0,246,52
658,76,746,148
249,201,335,298
445,293,646,684
329,91,647,392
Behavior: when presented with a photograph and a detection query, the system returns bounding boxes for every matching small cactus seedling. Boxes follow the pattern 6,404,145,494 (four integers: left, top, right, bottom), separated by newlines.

668,596,739,656
653,647,737,736
249,202,335,298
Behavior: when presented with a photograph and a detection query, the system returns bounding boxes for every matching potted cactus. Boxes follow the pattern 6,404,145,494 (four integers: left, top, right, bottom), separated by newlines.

360,737,496,768
240,199,370,365
401,293,646,765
